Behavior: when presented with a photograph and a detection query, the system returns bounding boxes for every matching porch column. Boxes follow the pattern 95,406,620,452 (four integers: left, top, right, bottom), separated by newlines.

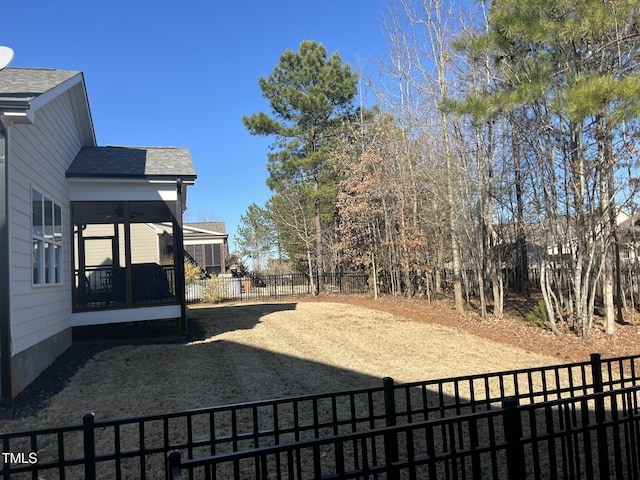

75,220,86,306
174,179,187,335
123,202,133,307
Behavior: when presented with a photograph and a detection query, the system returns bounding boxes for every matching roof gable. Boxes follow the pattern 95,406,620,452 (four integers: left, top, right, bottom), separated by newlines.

0,67,80,106
185,222,227,234
0,67,95,145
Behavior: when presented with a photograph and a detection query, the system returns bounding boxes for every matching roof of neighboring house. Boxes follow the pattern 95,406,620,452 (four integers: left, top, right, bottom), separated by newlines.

186,222,227,234
0,67,81,106
66,146,196,180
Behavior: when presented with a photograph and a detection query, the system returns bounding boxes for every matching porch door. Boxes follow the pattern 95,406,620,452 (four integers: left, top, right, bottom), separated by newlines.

75,224,120,306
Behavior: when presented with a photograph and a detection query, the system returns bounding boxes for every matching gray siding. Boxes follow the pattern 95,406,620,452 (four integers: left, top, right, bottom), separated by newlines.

8,91,81,356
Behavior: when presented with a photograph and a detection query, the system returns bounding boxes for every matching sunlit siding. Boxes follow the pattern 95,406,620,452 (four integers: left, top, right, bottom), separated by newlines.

129,224,162,264
8,92,81,355
76,224,117,267
76,223,161,267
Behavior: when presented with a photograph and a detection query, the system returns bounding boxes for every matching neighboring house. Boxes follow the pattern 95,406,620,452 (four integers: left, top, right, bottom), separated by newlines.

496,209,637,273
86,221,229,273
0,67,196,402
614,211,640,266
183,222,228,275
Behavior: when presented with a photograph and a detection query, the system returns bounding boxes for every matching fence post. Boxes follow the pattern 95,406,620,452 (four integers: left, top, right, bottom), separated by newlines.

502,397,525,479
383,377,396,427
167,451,182,480
83,412,96,480
383,377,400,480
591,353,603,393
590,353,610,475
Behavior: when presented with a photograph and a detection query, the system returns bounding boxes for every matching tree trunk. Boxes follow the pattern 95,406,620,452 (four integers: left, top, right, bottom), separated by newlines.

371,251,379,299
448,166,464,313
540,259,560,335
594,115,614,334
307,248,316,295
477,271,487,318
314,183,324,295
511,114,530,296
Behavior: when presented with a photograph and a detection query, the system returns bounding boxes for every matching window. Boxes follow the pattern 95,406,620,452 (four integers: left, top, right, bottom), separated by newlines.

186,243,224,274
32,188,63,285
186,244,222,269
213,244,221,266
186,244,203,267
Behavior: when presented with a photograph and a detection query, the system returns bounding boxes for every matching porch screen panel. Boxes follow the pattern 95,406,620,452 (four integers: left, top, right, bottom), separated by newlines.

205,244,213,267
187,245,204,268
54,205,62,282
213,244,221,266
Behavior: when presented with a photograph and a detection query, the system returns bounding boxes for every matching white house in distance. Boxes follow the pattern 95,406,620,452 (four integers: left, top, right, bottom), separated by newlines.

183,222,228,275
0,67,196,402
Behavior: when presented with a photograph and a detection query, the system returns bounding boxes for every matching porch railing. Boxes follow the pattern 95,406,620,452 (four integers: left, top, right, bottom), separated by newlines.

73,264,177,311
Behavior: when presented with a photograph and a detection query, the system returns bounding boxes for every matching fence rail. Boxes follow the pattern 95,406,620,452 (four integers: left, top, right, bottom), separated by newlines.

2,353,639,479
185,273,370,303
168,385,640,480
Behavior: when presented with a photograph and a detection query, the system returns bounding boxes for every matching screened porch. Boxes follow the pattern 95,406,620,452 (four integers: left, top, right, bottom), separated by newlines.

72,200,181,312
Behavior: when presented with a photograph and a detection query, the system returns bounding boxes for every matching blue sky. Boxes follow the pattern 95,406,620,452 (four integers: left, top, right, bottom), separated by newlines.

4,1,388,250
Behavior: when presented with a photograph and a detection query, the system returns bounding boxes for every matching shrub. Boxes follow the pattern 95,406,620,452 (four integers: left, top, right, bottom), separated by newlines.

184,260,203,286
200,277,228,304
525,299,548,329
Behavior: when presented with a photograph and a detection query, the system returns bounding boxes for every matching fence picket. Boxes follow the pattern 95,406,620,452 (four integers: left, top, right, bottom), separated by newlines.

82,412,96,480
185,273,369,303
502,397,525,479
3,353,640,479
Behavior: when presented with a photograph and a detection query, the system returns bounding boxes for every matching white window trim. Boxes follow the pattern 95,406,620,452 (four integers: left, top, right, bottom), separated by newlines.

31,186,63,287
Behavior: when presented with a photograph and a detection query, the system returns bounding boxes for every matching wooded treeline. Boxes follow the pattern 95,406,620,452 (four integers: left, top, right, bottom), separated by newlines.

239,0,640,337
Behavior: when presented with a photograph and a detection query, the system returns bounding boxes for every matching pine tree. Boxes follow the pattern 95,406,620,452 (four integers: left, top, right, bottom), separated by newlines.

458,0,640,336
243,40,358,293
234,203,275,272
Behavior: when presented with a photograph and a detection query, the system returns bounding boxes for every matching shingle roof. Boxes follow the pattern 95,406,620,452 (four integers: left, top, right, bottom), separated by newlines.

66,146,196,179
186,222,227,234
1,68,196,180
0,67,81,106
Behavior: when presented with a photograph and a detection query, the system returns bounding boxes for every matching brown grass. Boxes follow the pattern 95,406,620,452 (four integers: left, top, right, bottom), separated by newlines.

3,300,560,431
0,299,586,478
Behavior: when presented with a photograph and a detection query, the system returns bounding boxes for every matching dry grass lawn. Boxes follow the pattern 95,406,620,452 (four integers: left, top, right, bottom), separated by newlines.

4,300,560,434
3,299,631,479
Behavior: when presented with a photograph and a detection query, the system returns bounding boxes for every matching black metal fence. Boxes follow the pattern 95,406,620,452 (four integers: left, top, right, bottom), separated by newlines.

169,386,640,479
185,273,370,303
2,353,640,479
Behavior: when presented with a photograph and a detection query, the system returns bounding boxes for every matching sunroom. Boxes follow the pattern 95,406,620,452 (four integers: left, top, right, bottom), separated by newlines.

66,146,196,333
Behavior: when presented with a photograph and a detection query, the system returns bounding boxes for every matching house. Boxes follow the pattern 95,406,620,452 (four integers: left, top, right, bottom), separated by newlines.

79,222,228,277
183,222,228,275
0,67,196,402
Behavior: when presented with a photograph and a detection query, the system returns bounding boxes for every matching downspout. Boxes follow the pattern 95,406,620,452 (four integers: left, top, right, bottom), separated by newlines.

0,121,12,405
